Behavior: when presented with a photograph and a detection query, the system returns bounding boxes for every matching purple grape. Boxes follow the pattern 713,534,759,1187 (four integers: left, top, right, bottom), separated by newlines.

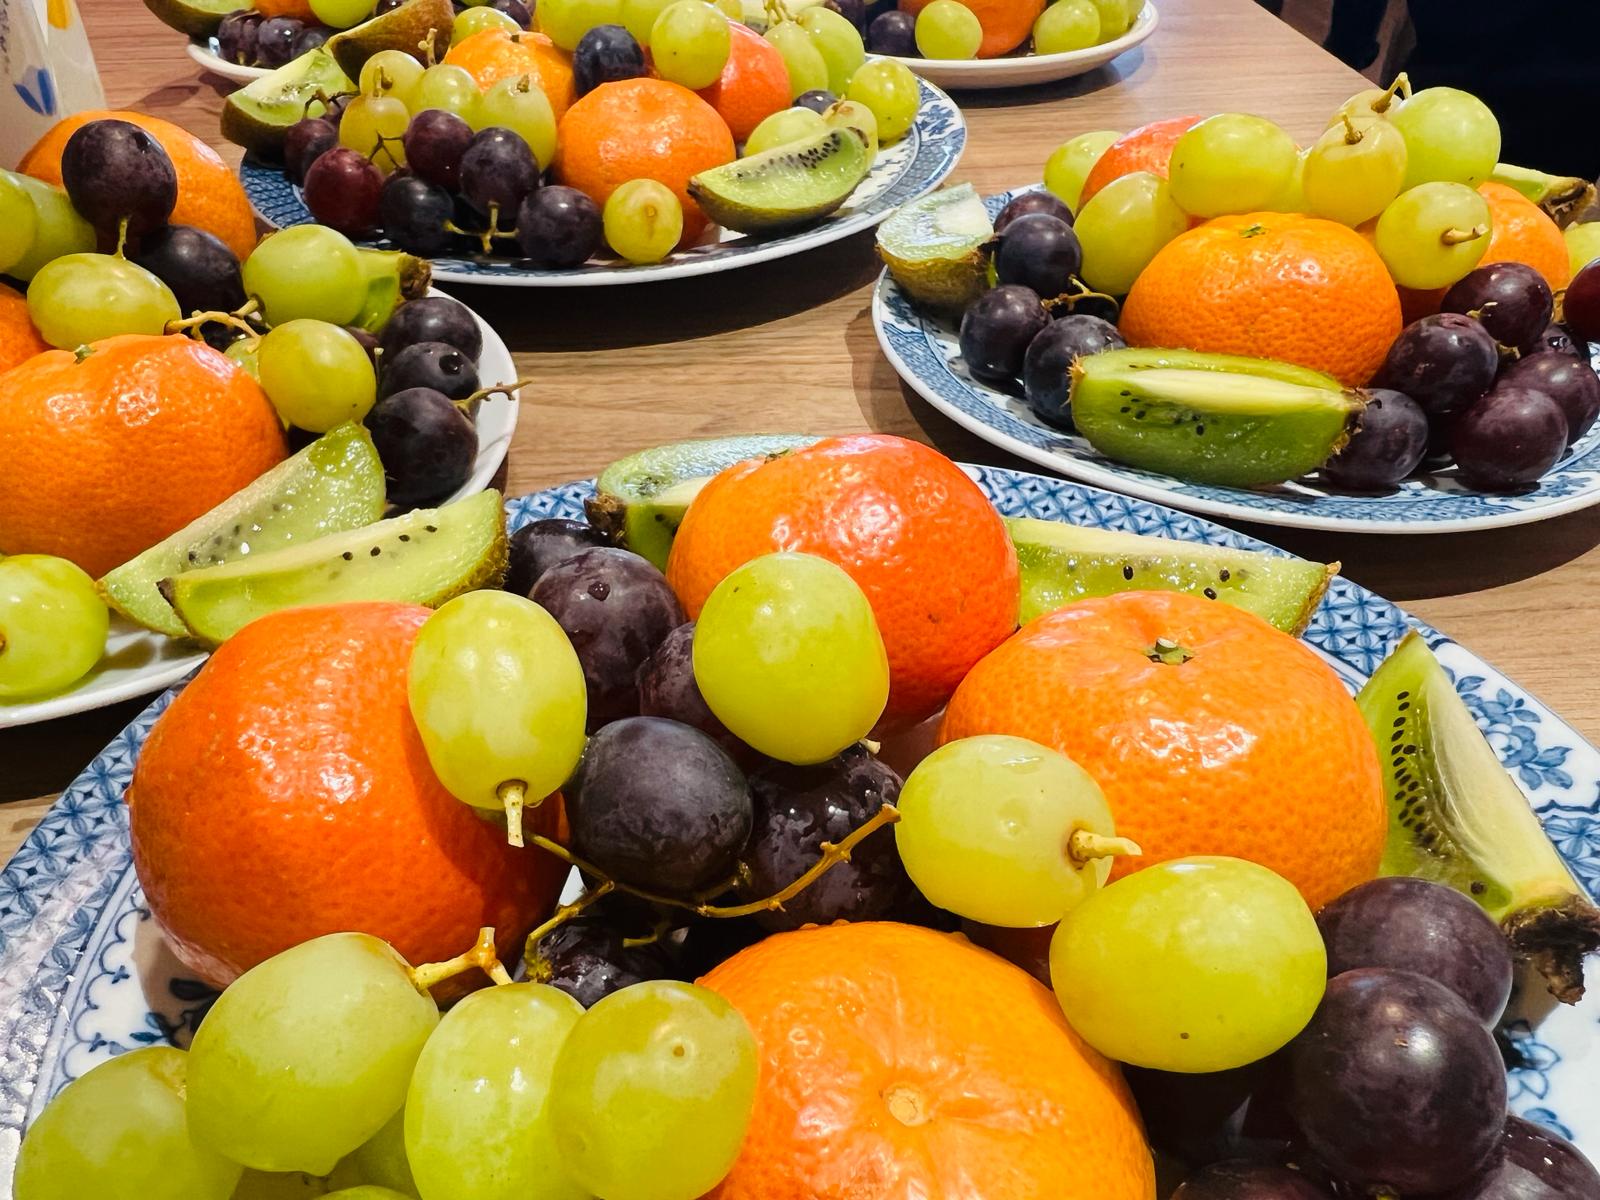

992,213,1082,300
458,126,540,223
794,88,838,113
254,16,303,66
1436,1115,1600,1200
1022,313,1124,427
216,10,261,64
994,189,1074,232
1496,350,1600,445
1321,387,1427,490
635,622,736,748
380,341,478,401
60,119,178,237
573,24,647,97
1173,1161,1334,1200
1287,968,1508,1194
1563,260,1600,343
1451,385,1568,491
375,0,404,11
364,386,477,507
867,9,916,54
284,116,338,185
380,172,455,255
516,185,603,268
402,108,475,191
825,0,866,29
959,284,1048,385
529,548,687,730
565,716,753,894
320,92,354,128
302,146,383,237
1124,1061,1300,1167
529,915,678,1008
291,23,330,54
380,295,482,361
1539,322,1588,360
1374,313,1499,415
505,517,609,596
485,0,533,26
132,225,244,318
1441,262,1554,352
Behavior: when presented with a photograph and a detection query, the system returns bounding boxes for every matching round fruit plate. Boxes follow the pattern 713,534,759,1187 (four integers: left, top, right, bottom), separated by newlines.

884,2,1156,91
0,290,519,731
239,72,965,286
874,186,1600,535
185,37,270,85
1,463,1597,1187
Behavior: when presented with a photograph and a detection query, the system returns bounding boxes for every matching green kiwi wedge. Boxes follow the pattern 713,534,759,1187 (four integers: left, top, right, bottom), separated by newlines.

1357,631,1600,1002
876,184,994,313
326,0,454,80
143,0,238,38
688,127,873,235
221,49,355,157
352,249,432,333
1490,162,1595,227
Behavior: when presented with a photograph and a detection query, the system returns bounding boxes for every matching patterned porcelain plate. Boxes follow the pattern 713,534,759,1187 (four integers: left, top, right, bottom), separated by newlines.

2,466,1597,1192
0,288,520,730
874,187,1600,535
241,73,965,287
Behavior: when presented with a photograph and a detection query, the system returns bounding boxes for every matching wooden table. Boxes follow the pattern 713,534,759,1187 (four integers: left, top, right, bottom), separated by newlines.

5,0,1599,860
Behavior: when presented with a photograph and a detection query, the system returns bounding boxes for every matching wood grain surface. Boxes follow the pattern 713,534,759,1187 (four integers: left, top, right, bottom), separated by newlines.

4,0,1598,861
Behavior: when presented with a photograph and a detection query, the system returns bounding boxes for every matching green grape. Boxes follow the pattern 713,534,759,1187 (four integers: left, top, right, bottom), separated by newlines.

1032,0,1100,54
1331,80,1406,126
407,590,587,842
1302,114,1406,226
743,105,825,155
1086,0,1131,37
764,20,829,100
1167,111,1298,217
360,50,425,110
826,98,878,158
1042,128,1119,212
14,1047,242,1200
406,983,587,1200
712,0,740,18
913,0,979,58
310,0,374,27
798,5,865,91
232,1171,332,1199
1373,180,1492,289
1389,86,1499,189
257,320,378,432
550,981,758,1200
1073,170,1187,293
325,1191,413,1199
3,171,94,282
692,551,888,764
333,1111,417,1197
897,735,1128,927
26,253,180,348
1263,146,1308,212
226,337,261,379
845,58,919,143
650,1,731,90
1050,856,1326,1072
188,933,439,1175
454,5,521,42
476,75,558,169
340,93,410,172
538,0,623,50
0,170,39,274
1567,221,1600,276
0,555,107,699
621,0,673,42
412,64,484,124
243,225,366,326
602,179,683,264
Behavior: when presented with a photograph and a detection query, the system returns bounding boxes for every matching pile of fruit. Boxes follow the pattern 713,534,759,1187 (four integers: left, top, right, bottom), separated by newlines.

880,77,1600,495
864,0,1140,62
141,0,455,68
13,431,1600,1198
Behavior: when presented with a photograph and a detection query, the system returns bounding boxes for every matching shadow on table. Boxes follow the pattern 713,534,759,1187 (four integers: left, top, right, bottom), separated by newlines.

942,48,1146,110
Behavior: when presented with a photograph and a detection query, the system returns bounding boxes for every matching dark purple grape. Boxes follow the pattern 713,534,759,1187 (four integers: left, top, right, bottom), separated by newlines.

529,548,687,730
1287,968,1508,1194
380,294,482,361
364,387,476,506
485,0,533,26
794,88,838,113
402,108,475,191
1442,262,1554,353
529,915,677,1007
1022,313,1123,427
380,341,478,401
344,324,380,364
991,213,1082,300
1497,350,1600,445
302,146,384,236
1563,260,1600,343
216,10,261,64
1321,387,1428,490
959,284,1048,385
458,126,540,222
1437,1115,1600,1200
1539,322,1588,359
131,225,244,317
1174,1161,1333,1200
825,0,865,29
292,23,331,53
375,0,404,11
254,16,303,66
635,622,736,747
284,116,338,185
1451,385,1568,491
572,24,647,97
994,189,1074,232
1124,1060,1302,1167
516,185,603,268
1315,877,1512,1025
867,9,917,54
1374,313,1499,415
379,172,455,255
565,716,753,895
505,517,609,596
322,92,354,128
60,119,177,237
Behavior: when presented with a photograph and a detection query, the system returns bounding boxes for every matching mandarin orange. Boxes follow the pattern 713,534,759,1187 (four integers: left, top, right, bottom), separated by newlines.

1079,114,1201,207
0,282,48,376
444,29,577,120
899,0,1045,56
254,0,316,18
697,21,790,143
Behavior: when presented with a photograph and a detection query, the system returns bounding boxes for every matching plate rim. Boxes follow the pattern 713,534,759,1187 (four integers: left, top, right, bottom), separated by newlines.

883,1,1157,87
184,38,270,84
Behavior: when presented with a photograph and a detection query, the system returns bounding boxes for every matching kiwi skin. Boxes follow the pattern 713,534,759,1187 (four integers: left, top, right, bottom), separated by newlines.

688,128,872,235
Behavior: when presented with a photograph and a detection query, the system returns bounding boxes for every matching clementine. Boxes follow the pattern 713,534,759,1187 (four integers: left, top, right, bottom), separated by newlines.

1079,114,1202,207
0,282,48,376
1119,211,1402,386
444,29,577,120
697,21,790,143
940,590,1385,911
665,434,1019,726
254,0,316,18
899,0,1045,57
127,602,567,990
701,921,1155,1200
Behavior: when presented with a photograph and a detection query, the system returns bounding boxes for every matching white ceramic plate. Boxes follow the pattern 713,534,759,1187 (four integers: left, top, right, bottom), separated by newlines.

186,37,270,84
884,3,1156,90
0,289,519,730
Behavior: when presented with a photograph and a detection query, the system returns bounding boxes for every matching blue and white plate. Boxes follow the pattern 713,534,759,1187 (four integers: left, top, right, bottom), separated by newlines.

1,466,1597,1191
241,74,965,287
874,187,1600,534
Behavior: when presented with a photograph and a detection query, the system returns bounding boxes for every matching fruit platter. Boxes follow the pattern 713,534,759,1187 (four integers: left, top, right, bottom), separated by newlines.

3,429,1600,1199
873,81,1600,533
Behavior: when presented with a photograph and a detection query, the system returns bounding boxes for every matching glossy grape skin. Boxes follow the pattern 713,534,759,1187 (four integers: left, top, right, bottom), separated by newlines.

1497,350,1600,446
488,0,534,25
459,127,541,221
844,58,919,142
1373,313,1499,416
1390,86,1500,190
573,23,647,95
530,916,680,1007
380,294,482,361
994,188,1074,233
517,186,604,268
377,173,453,255
132,224,245,318
793,87,838,113
380,341,478,401
60,119,177,236
293,24,331,53
992,212,1083,300
565,716,753,895
1565,260,1600,343
1321,387,1428,490
959,283,1048,385
1374,181,1492,290
1173,1161,1333,1200
217,10,262,63
364,387,477,507
255,16,304,65
1021,313,1122,428
1539,322,1588,360
866,9,915,54
402,108,476,191
1073,170,1189,294
243,224,366,326
26,253,180,348
304,146,385,236
1441,262,1554,352
1288,968,1507,1194
634,621,737,746
506,518,609,596
1043,129,1121,213
1167,113,1299,218
1451,385,1569,491
0,555,108,700
257,319,378,432
1437,1116,1600,1200
284,117,338,185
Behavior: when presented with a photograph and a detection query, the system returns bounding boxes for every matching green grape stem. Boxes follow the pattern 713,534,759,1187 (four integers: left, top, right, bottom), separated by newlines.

418,29,443,67
523,881,616,959
456,377,535,414
1441,224,1489,246
164,298,263,341
1377,72,1411,110
1043,277,1121,320
1068,828,1142,864
497,779,539,848
305,88,355,121
410,925,515,992
1339,114,1364,145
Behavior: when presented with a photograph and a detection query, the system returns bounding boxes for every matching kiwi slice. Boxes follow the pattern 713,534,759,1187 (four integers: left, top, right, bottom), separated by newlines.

221,49,355,157
688,128,873,235
1491,162,1596,228
586,434,819,569
100,424,386,638
142,0,237,37
1357,631,1600,1002
1007,516,1335,635
326,0,454,80
162,489,508,644
1070,349,1365,489
353,249,432,333
876,183,994,313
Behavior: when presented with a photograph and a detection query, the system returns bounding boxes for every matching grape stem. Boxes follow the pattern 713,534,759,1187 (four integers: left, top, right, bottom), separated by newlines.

410,925,514,992
1043,278,1121,321
1374,72,1411,112
304,88,354,121
418,29,442,68
164,300,263,342
522,881,615,958
1338,114,1364,146
1068,828,1142,864
1441,224,1489,246
457,377,535,413
497,779,539,848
